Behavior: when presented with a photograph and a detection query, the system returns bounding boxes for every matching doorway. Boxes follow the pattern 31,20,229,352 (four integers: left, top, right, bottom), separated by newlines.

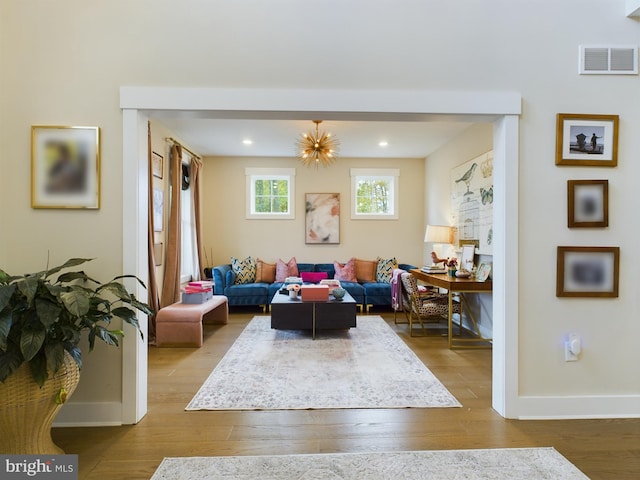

121,87,521,422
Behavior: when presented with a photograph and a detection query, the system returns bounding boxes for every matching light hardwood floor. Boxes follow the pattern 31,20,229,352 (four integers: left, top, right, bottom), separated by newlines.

52,310,640,479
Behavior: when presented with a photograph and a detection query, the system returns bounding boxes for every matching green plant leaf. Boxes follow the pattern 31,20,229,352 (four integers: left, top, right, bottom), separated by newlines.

29,352,48,387
45,342,65,375
0,284,16,311
98,282,132,301
112,306,139,325
17,276,39,304
94,326,122,347
130,297,154,316
0,348,23,382
45,258,94,278
0,269,10,284
35,298,61,328
65,345,82,370
113,274,148,290
0,310,13,351
20,323,46,361
60,290,91,317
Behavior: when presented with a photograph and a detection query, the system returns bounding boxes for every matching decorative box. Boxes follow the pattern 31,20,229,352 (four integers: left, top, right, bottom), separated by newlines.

301,284,329,301
181,290,213,304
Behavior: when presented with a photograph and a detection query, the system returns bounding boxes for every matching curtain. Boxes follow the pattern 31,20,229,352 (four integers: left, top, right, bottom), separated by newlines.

160,144,183,307
190,156,204,280
146,122,161,342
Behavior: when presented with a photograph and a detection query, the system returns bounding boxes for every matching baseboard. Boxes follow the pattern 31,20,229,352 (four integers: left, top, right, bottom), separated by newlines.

516,394,640,419
53,402,124,427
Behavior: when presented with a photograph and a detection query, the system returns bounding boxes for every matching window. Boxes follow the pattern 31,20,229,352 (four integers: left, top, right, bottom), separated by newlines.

246,168,295,219
181,156,199,283
350,168,399,219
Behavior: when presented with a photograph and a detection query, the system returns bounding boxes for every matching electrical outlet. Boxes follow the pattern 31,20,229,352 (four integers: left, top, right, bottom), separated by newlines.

564,341,578,361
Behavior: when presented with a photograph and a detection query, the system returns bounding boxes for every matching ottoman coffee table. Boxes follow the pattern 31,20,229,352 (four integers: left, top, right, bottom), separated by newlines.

270,290,357,338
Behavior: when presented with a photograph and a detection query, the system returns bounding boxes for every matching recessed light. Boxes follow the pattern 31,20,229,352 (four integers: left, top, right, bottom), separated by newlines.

243,139,253,145
378,141,389,147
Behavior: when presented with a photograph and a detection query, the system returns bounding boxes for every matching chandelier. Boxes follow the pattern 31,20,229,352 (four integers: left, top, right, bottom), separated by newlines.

296,120,340,168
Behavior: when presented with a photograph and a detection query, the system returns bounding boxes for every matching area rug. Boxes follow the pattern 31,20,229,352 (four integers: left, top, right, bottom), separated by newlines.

186,316,461,410
150,447,589,479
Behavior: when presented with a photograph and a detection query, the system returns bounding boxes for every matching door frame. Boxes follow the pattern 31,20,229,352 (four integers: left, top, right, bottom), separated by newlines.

120,87,521,422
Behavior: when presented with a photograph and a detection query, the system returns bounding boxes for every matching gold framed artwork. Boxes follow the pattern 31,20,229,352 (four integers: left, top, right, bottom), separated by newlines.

568,179,608,228
556,246,619,298
152,151,164,179
555,113,619,167
305,193,340,244
31,125,100,209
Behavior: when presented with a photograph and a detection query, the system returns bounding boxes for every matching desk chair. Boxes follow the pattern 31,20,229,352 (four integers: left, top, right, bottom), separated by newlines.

399,272,461,337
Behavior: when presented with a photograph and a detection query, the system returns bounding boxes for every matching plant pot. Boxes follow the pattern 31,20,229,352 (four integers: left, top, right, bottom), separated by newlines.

289,290,298,299
448,269,457,277
0,351,80,454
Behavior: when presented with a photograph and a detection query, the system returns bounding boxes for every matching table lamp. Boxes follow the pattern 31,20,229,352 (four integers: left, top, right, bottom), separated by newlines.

424,225,453,263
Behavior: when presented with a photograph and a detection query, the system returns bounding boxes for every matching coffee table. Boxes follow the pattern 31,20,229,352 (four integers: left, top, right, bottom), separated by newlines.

270,290,357,338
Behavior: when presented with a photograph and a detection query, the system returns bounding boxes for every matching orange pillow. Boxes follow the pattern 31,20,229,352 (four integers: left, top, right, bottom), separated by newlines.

255,258,276,283
275,257,298,282
355,258,377,283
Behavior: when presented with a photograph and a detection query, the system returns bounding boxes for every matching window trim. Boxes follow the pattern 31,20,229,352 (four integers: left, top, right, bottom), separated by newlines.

245,167,296,219
350,168,399,220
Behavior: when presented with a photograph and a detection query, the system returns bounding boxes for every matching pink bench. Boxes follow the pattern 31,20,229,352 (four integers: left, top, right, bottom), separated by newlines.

155,295,228,347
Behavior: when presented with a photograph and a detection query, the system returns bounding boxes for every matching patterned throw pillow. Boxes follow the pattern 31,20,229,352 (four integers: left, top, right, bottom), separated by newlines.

231,256,256,284
275,257,298,282
334,258,357,282
355,258,377,283
376,256,398,283
255,258,276,283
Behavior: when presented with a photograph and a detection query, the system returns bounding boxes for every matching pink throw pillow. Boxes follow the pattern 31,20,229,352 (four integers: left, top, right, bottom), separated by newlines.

275,257,299,282
334,258,357,282
300,271,328,284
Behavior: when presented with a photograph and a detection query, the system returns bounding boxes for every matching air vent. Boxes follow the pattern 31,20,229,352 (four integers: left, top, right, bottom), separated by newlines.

579,45,638,74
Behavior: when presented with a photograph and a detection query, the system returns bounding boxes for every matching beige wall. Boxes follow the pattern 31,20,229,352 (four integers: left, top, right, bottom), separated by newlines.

1,0,638,421
201,156,425,268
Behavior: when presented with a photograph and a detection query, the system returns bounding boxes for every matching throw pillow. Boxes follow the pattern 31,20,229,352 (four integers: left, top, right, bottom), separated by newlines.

255,258,276,283
231,256,256,284
355,258,377,283
300,271,328,284
334,258,357,282
376,256,398,283
275,257,298,282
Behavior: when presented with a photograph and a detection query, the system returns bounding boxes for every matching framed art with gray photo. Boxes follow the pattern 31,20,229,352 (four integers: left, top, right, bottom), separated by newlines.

568,179,608,228
555,113,618,167
556,246,619,298
31,125,100,209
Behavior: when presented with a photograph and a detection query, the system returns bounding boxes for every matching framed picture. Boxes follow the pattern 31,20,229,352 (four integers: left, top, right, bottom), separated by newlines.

305,193,340,244
568,179,608,228
556,246,619,297
31,125,100,209
153,188,163,232
460,244,476,272
475,263,492,282
152,151,163,179
555,113,619,167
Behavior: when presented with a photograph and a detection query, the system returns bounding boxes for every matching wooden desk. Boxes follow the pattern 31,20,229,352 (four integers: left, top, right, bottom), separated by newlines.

409,269,492,348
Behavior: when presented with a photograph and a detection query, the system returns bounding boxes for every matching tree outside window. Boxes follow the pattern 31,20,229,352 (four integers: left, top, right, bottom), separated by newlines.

351,168,399,219
246,167,296,219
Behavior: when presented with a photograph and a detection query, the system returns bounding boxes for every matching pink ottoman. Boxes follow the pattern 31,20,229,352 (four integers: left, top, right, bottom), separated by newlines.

156,295,228,347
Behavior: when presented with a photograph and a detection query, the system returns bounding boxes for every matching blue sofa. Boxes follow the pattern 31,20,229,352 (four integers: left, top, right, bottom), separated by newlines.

213,262,416,311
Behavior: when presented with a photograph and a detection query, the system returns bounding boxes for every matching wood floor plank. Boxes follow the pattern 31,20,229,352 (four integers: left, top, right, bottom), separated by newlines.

51,310,640,480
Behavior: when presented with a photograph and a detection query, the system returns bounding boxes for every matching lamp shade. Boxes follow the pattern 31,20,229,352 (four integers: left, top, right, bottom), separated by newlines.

424,225,453,244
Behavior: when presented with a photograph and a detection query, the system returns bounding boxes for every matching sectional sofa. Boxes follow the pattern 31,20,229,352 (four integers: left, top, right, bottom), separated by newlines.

212,260,416,311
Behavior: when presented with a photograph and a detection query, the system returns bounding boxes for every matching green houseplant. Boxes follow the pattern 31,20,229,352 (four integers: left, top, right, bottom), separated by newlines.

0,257,152,454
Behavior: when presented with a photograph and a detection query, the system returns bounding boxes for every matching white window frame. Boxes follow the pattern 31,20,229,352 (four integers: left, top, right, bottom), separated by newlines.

180,153,199,284
245,167,296,219
350,168,399,220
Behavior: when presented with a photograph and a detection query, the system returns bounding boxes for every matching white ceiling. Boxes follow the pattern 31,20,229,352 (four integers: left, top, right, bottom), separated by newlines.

155,117,475,158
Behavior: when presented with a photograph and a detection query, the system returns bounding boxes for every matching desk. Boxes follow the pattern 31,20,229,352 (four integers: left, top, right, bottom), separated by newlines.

409,269,492,348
